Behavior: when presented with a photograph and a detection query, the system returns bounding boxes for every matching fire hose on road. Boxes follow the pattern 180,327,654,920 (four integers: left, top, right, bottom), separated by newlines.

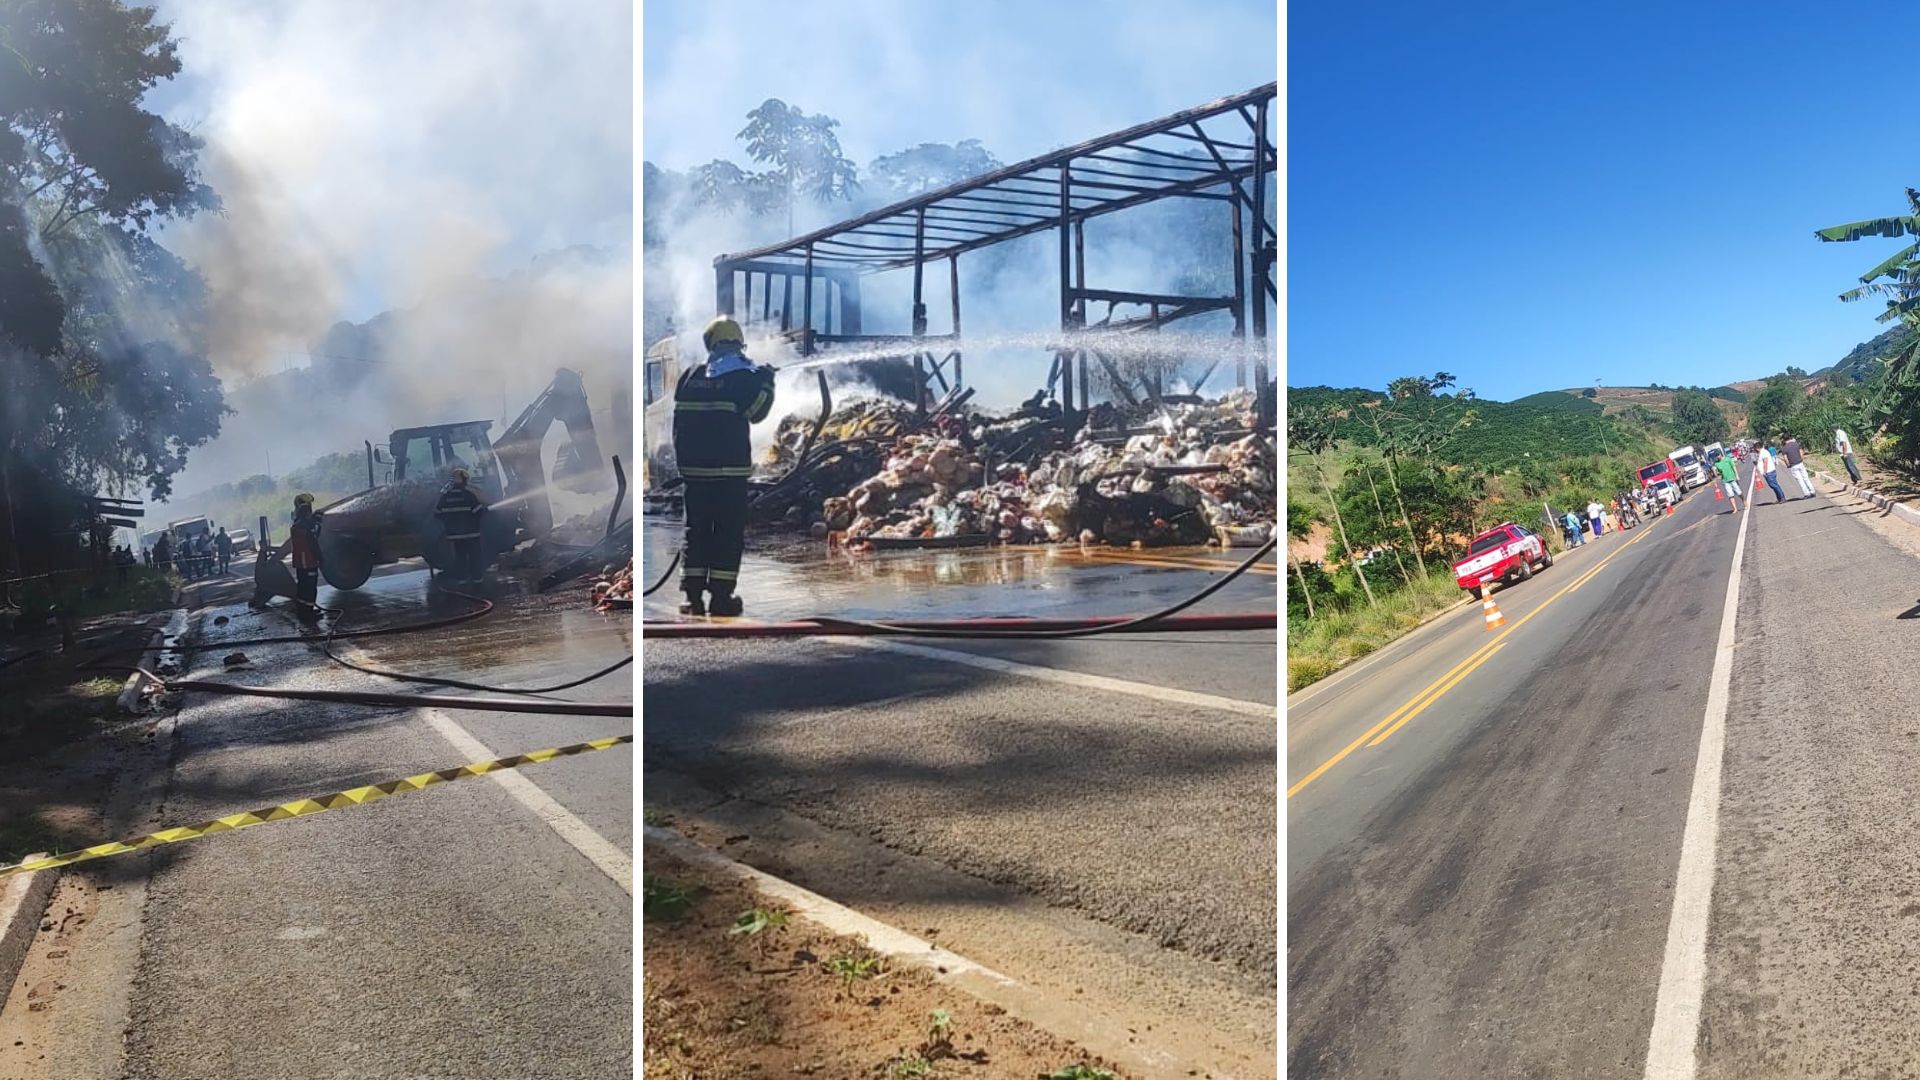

86,578,634,717
644,536,1278,640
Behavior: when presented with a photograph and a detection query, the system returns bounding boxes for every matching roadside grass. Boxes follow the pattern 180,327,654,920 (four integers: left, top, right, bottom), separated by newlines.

0,811,85,865
1287,571,1465,692
3,567,178,632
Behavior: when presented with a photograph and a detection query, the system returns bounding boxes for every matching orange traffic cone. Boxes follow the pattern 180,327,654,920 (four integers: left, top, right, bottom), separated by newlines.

1482,589,1505,631
1665,501,1674,516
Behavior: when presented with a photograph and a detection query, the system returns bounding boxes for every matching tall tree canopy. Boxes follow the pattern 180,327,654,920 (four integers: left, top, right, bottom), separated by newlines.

0,0,228,570
736,99,859,234
867,139,1000,196
1669,388,1729,445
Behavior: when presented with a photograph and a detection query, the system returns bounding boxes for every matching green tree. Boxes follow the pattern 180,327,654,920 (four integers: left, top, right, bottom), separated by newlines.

1287,406,1375,607
1786,365,1807,378
1815,188,1920,465
1582,386,1598,398
737,99,860,235
868,139,1000,196
0,0,228,573
1286,496,1319,619
1746,375,1799,440
1669,388,1729,445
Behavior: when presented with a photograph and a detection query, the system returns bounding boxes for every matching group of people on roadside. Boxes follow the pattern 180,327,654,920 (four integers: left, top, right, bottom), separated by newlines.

1748,432,1844,504
1556,490,1649,548
145,528,236,580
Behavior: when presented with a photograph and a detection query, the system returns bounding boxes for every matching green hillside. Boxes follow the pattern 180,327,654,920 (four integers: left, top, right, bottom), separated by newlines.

1290,386,1660,473
1509,391,1603,414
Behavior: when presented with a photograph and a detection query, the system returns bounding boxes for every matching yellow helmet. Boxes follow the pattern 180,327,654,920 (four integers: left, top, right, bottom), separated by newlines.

702,316,745,351
294,492,315,507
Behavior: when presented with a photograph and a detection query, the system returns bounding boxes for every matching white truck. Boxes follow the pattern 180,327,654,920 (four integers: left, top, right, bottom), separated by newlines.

1668,446,1709,490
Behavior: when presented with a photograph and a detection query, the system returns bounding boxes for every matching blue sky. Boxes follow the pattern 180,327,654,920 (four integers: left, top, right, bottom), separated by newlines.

1290,3,1920,401
643,0,1277,172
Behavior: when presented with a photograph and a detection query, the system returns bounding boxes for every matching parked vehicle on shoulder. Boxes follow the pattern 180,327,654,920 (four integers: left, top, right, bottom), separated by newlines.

1451,522,1551,599
1648,478,1680,508
227,527,256,554
1668,445,1708,489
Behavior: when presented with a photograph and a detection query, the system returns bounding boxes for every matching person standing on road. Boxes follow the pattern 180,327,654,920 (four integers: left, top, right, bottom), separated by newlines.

1836,428,1862,487
214,527,233,575
152,532,172,576
1563,508,1585,547
1782,434,1815,498
277,493,325,618
1713,449,1743,514
1587,499,1606,538
434,467,488,584
1756,443,1787,502
673,315,777,617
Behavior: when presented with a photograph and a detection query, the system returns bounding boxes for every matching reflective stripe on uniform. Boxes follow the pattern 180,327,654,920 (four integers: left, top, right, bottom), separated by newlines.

707,569,738,581
674,400,738,412
680,465,753,478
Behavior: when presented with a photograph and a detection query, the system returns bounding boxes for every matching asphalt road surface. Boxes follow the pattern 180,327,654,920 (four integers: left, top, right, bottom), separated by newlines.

18,561,633,1080
1290,464,1920,1078
643,532,1279,1073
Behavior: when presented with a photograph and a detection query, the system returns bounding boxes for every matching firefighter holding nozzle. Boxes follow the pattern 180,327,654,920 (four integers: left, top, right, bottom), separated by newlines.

672,315,775,616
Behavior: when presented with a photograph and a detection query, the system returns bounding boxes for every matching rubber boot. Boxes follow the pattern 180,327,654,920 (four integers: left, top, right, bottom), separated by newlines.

707,590,744,618
679,589,706,617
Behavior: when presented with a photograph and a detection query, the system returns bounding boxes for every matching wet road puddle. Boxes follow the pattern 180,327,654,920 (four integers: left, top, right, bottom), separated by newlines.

307,561,632,682
640,516,1276,622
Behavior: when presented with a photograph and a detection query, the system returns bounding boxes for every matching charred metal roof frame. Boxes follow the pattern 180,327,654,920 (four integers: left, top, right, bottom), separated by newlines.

712,83,1275,425
716,83,1274,271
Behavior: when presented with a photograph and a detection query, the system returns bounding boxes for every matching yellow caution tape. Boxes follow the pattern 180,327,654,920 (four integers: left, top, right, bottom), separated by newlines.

0,734,632,879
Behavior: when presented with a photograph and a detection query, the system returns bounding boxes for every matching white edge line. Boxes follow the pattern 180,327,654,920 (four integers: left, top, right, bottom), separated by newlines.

840,636,1274,718
642,824,1017,987
1643,465,1752,1078
419,707,634,896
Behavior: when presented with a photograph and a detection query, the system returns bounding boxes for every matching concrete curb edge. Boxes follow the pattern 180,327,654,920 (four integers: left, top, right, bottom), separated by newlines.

643,824,1192,1076
1813,469,1920,527
115,610,188,715
0,853,58,1016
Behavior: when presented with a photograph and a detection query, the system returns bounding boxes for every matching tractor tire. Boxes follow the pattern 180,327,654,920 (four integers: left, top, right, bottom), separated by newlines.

318,535,374,591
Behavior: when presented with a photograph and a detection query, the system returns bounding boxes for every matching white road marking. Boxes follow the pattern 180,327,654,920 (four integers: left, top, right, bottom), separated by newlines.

420,708,633,895
643,825,1016,985
841,637,1274,718
1644,465,1752,1078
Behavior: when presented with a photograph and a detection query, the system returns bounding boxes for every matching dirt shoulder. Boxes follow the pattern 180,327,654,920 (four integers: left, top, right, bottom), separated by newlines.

643,848,1125,1080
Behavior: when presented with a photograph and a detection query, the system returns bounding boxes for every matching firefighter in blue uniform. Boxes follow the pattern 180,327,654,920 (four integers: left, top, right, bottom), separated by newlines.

672,316,775,616
434,467,487,584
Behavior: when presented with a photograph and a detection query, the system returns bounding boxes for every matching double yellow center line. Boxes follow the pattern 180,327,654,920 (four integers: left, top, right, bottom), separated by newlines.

1286,516,1663,799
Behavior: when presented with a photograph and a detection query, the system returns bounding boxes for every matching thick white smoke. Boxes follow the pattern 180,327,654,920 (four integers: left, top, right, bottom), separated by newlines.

152,0,632,497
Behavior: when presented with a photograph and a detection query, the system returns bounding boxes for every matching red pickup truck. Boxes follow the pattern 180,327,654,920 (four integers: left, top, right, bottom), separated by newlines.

1451,522,1551,598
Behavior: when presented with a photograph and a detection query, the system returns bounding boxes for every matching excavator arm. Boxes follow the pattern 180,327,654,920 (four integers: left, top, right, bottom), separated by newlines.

492,368,608,538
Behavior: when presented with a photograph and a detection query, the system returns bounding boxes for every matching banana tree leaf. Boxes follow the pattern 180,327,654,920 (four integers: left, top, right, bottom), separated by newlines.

1840,282,1919,303
1814,216,1920,243
1873,294,1920,323
1858,240,1920,283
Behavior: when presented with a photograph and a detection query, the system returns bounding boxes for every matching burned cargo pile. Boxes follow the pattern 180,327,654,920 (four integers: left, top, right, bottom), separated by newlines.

752,390,1276,548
